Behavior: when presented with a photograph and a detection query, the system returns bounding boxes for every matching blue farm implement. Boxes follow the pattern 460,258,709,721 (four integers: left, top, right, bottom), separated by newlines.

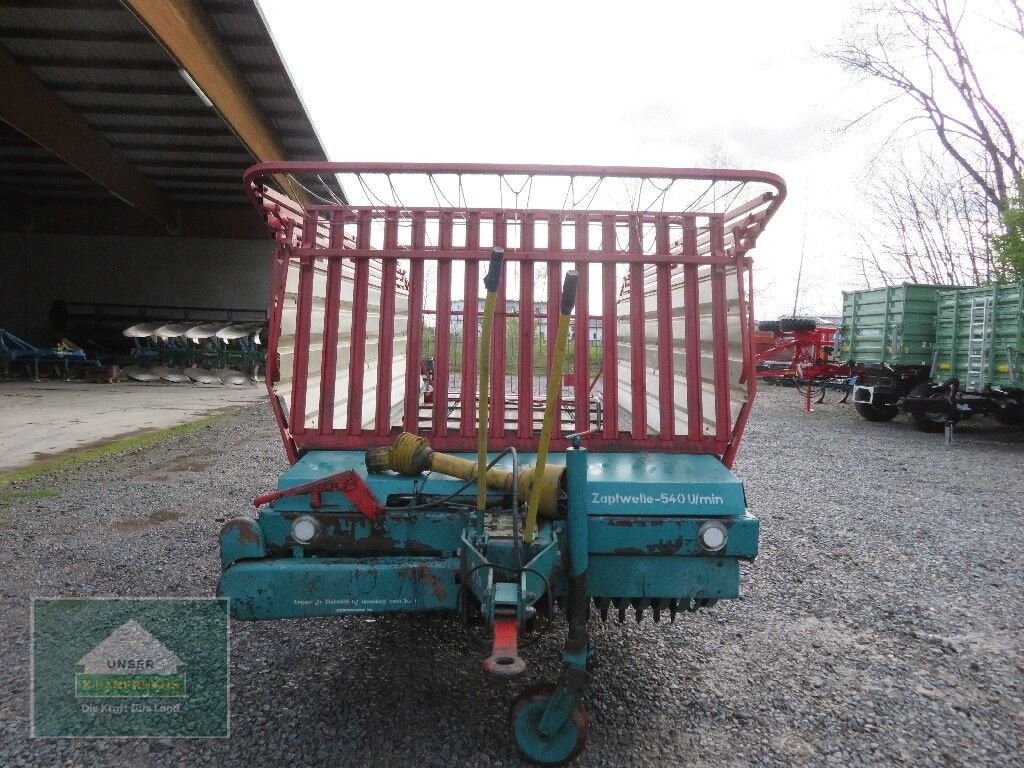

0,328,102,380
219,162,786,764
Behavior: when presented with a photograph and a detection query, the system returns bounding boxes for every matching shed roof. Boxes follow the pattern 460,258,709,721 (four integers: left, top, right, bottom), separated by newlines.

0,0,336,234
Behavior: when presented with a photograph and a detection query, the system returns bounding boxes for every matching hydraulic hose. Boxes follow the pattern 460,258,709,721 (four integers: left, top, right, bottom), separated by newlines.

525,270,579,543
477,248,504,518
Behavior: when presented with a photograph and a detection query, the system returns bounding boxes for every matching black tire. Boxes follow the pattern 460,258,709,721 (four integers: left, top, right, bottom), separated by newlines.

854,401,900,422
907,382,954,433
757,320,781,332
779,317,817,332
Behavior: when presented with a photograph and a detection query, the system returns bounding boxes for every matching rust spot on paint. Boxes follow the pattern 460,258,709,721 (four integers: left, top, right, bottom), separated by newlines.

404,565,447,601
610,537,685,556
221,517,261,545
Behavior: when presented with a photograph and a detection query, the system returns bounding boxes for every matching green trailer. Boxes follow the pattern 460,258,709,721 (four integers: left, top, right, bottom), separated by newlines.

901,282,1024,431
835,283,955,366
835,284,956,422
933,283,1024,390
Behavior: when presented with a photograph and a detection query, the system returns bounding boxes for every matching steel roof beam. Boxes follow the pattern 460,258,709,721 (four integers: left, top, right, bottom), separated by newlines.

121,0,309,202
0,26,267,47
0,44,176,227
49,81,294,98
18,54,280,74
77,104,304,119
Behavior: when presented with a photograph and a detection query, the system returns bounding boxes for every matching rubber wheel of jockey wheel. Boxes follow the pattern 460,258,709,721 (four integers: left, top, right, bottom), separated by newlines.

510,683,589,766
756,320,781,332
907,382,955,433
853,401,899,422
778,317,817,332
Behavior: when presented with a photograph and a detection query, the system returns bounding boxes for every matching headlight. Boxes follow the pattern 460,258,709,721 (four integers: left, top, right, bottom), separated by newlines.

697,521,727,552
290,515,320,545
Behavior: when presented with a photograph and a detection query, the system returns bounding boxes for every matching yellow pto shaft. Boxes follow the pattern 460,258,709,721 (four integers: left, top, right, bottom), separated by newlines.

524,270,579,543
365,432,564,516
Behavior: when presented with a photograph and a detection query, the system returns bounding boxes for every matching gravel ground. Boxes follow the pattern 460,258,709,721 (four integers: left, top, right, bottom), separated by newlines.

0,386,1021,767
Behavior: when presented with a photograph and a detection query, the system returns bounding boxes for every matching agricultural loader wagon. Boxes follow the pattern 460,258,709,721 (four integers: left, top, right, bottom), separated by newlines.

218,162,785,764
900,282,1024,431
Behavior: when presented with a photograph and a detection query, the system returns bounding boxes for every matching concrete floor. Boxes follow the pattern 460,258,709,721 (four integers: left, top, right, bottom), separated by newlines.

0,381,264,474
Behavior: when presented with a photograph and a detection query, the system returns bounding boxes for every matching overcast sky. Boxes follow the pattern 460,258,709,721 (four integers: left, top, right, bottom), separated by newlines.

256,0,1015,319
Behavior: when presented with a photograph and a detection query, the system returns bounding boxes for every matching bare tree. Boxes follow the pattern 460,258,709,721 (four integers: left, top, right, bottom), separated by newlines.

855,145,994,285
828,0,1022,210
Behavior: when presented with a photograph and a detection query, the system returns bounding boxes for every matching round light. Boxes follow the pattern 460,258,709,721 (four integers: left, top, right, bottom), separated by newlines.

698,521,727,552
290,515,320,544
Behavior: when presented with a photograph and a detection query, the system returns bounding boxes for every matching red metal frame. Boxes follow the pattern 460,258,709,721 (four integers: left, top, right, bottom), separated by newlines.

755,326,852,411
245,163,786,466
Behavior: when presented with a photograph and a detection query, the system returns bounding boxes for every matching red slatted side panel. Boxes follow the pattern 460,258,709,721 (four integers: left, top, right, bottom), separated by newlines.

709,214,731,440
346,210,372,436
375,211,398,436
403,214,426,433
655,215,674,441
290,212,317,437
461,213,480,437
573,217,589,434
682,214,702,440
600,216,618,439
317,210,344,434
518,214,535,438
546,214,562,441
489,214,507,439
433,213,452,436
628,215,647,439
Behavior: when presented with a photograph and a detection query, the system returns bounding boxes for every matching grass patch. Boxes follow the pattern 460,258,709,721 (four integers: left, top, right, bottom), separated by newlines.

0,412,236,486
0,488,60,503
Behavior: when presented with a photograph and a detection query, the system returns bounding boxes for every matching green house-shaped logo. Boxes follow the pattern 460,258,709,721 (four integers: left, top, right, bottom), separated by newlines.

75,619,186,698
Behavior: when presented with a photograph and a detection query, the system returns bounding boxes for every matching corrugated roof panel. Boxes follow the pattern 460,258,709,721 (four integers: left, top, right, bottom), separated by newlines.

62,95,210,112
79,113,226,131
0,4,136,36
0,0,331,213
29,67,187,89
121,147,255,164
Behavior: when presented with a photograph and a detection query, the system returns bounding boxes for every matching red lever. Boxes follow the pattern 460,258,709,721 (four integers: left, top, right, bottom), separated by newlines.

253,470,385,522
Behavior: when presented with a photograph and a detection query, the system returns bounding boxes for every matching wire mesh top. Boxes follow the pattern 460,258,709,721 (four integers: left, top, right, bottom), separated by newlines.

246,162,785,243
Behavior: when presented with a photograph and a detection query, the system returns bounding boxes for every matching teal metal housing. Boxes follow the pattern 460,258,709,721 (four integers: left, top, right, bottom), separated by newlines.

219,450,758,622
835,283,956,366
933,282,1024,392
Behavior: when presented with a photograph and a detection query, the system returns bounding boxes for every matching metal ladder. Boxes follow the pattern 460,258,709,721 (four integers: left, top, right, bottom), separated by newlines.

965,296,993,391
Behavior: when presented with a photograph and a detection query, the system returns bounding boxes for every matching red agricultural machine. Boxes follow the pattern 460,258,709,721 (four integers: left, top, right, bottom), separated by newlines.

754,318,851,411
